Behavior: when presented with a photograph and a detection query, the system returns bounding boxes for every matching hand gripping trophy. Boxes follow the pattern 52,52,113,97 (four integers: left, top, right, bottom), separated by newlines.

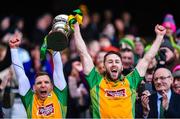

40,9,83,60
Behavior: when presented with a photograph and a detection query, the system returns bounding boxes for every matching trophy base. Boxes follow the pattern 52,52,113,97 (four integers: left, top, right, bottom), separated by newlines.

46,31,69,51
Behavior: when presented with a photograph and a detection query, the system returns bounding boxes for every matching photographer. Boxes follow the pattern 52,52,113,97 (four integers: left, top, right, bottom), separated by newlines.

158,36,180,70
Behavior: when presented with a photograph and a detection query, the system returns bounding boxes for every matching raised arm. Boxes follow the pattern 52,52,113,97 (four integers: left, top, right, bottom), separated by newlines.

52,51,67,90
73,23,94,75
9,32,30,96
136,24,166,76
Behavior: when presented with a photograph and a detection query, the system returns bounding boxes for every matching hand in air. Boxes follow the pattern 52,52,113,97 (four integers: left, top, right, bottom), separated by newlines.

9,31,22,48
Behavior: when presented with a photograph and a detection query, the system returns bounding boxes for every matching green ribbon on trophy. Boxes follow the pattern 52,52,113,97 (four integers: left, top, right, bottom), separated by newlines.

68,9,83,31
40,9,83,60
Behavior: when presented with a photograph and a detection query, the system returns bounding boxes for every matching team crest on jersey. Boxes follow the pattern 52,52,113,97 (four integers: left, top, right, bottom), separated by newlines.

105,88,126,98
38,103,54,116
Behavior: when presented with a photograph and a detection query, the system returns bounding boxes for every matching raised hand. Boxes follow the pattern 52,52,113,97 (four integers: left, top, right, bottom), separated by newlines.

141,91,150,116
155,24,166,37
9,31,22,48
161,90,169,110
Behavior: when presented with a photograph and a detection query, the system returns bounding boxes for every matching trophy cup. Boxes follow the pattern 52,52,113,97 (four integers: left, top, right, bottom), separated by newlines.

46,14,73,51
40,9,82,60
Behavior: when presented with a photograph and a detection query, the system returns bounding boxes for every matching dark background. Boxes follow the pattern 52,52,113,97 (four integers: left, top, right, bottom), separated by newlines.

1,0,179,37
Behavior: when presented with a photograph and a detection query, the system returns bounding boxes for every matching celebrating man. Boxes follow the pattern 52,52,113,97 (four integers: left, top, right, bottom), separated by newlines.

9,32,67,118
73,23,166,118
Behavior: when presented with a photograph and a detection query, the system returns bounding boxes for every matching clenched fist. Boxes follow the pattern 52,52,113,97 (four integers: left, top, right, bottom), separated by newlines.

155,24,166,36
9,31,22,48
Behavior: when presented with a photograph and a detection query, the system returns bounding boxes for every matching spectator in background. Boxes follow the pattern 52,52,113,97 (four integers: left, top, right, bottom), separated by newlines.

102,23,118,47
114,18,125,42
134,37,145,65
0,16,11,39
0,67,15,118
31,13,51,46
172,65,180,94
120,48,134,76
94,51,107,75
0,42,11,72
162,14,176,37
119,37,135,51
175,28,180,45
99,34,119,52
65,58,90,118
87,40,101,63
141,67,180,118
158,37,180,70
103,9,113,27
121,11,138,35
89,12,101,39
79,5,97,43
162,13,180,54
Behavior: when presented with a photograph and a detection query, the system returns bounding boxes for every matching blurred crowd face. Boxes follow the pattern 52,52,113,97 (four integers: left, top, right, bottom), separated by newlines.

159,47,174,62
164,24,174,36
102,23,115,38
43,13,53,28
91,12,100,24
37,16,50,30
96,61,105,75
99,37,111,48
173,77,180,94
121,11,131,25
71,61,82,80
135,41,144,56
31,45,40,59
16,19,24,30
34,75,53,100
0,17,10,30
104,10,113,22
114,19,124,32
88,40,100,60
104,54,123,81
153,68,173,93
95,51,106,74
121,50,134,69
145,71,154,83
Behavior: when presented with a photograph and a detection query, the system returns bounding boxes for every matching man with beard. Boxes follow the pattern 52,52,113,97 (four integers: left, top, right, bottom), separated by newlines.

158,36,180,70
73,22,166,118
9,32,67,118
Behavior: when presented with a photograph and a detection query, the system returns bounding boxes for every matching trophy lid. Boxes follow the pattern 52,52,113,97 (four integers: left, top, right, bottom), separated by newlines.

53,14,68,24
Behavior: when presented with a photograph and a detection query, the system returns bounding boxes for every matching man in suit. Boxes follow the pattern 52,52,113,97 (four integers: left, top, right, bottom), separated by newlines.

141,67,180,118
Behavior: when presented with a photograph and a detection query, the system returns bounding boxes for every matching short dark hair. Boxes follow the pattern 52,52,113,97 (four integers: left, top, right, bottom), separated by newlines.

104,51,121,64
34,71,52,84
35,71,49,78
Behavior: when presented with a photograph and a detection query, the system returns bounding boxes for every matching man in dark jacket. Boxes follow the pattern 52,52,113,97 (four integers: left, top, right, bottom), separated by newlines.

141,67,180,118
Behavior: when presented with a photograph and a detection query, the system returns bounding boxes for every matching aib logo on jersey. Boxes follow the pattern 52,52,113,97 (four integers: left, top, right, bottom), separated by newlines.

105,89,126,98
38,104,54,116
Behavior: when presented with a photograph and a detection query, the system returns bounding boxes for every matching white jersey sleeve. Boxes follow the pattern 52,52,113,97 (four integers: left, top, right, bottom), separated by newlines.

52,51,67,90
11,48,30,96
